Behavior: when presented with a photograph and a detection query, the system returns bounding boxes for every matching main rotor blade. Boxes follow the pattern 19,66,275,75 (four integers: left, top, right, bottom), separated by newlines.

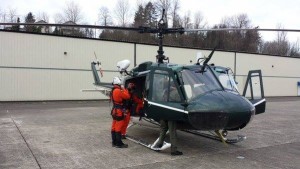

185,28,300,33
0,23,141,31
2,22,299,33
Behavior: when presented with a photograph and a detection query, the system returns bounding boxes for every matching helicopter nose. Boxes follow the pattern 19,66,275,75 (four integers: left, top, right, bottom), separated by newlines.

187,90,255,130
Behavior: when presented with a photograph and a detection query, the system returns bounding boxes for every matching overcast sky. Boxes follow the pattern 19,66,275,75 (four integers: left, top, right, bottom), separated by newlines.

1,0,300,42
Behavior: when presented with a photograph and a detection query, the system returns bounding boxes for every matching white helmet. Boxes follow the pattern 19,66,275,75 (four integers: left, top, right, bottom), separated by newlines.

112,77,122,85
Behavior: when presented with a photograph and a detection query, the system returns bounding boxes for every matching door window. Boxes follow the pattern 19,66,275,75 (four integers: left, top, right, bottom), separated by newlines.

151,70,181,102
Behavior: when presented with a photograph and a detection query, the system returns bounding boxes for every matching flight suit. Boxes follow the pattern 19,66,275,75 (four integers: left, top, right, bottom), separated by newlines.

121,93,144,137
111,85,130,148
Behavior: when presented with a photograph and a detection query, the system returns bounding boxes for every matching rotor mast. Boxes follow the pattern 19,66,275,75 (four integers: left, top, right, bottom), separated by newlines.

139,9,183,64
156,9,167,64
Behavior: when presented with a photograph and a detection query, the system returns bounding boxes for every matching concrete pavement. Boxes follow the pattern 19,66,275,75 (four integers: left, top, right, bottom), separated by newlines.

0,98,299,169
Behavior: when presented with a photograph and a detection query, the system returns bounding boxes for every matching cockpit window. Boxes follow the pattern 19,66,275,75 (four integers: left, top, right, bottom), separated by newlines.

182,68,223,101
218,74,238,92
214,67,238,92
151,70,181,102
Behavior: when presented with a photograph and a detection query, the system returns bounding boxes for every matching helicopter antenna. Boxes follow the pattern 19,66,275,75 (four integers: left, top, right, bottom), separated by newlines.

199,47,216,73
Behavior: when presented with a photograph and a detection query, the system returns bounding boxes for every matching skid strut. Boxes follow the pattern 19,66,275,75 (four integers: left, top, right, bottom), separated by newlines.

126,123,171,151
126,135,171,151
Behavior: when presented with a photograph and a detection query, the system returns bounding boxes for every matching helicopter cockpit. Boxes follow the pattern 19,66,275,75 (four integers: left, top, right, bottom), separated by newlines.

142,63,227,105
181,67,223,101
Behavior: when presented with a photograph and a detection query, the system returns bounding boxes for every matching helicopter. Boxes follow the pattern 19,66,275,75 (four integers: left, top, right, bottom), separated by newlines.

90,48,266,148
2,9,287,150
86,10,268,150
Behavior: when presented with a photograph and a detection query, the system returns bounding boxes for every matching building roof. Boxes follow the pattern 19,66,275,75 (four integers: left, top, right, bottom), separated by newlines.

63,21,77,25
35,20,48,24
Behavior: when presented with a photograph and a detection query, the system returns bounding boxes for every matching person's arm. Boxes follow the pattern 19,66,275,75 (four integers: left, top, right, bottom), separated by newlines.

121,88,131,100
132,95,143,104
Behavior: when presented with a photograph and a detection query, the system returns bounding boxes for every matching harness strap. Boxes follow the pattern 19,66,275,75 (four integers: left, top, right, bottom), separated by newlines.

113,104,124,109
111,87,125,121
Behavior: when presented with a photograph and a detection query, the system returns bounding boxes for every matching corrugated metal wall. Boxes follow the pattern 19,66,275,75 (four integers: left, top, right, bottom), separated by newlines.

1,31,300,101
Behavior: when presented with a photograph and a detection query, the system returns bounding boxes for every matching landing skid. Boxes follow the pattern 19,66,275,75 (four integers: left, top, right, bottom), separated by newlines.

126,120,246,151
183,130,246,144
126,123,171,151
126,135,171,150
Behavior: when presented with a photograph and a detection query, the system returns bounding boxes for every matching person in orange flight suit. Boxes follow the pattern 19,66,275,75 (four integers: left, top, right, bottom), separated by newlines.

121,82,144,139
111,77,131,148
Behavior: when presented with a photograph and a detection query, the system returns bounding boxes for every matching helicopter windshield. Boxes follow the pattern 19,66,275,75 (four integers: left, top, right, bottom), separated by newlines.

182,68,223,101
218,73,238,92
213,67,238,92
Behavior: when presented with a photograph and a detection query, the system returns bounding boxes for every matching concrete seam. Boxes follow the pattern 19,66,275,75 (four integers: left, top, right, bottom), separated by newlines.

10,115,42,169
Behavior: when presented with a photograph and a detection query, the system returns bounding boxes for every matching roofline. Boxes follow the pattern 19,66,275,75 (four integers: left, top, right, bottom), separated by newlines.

1,29,299,59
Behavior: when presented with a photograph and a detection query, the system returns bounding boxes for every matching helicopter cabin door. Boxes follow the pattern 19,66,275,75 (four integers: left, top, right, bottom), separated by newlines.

242,70,266,115
144,68,186,121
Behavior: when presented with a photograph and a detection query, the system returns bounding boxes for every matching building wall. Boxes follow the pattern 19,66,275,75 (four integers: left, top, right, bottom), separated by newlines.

0,31,300,101
235,53,300,96
0,32,134,101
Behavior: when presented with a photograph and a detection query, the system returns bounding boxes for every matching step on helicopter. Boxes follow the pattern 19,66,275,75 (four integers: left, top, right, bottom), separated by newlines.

7,9,300,150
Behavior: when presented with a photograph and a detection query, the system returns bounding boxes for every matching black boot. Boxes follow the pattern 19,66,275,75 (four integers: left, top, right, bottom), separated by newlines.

115,132,128,148
111,131,117,147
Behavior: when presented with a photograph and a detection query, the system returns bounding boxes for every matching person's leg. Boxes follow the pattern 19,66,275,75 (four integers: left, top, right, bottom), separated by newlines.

111,120,117,147
115,119,128,148
114,109,128,148
168,121,182,155
155,120,168,148
121,112,130,138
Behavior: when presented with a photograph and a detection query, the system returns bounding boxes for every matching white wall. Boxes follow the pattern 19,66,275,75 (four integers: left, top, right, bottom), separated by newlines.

1,31,300,101
236,53,300,96
0,31,134,101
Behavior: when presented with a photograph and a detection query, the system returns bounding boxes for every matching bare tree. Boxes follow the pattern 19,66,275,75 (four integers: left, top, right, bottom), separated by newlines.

62,1,83,23
37,12,49,22
170,0,180,27
0,8,5,29
276,24,287,43
155,0,172,27
289,39,300,57
114,0,131,26
0,8,18,23
98,6,113,26
234,14,250,28
221,14,250,29
193,11,206,29
136,0,147,8
0,8,5,27
213,14,261,52
259,24,298,56
275,24,289,55
182,10,192,29
8,8,18,23
54,13,64,23
0,7,2,17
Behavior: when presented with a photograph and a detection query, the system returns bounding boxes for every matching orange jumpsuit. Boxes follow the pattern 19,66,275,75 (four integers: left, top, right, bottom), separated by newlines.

121,95,144,136
111,85,131,133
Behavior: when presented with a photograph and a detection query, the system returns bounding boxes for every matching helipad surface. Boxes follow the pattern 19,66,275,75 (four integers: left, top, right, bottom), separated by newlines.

0,98,299,169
